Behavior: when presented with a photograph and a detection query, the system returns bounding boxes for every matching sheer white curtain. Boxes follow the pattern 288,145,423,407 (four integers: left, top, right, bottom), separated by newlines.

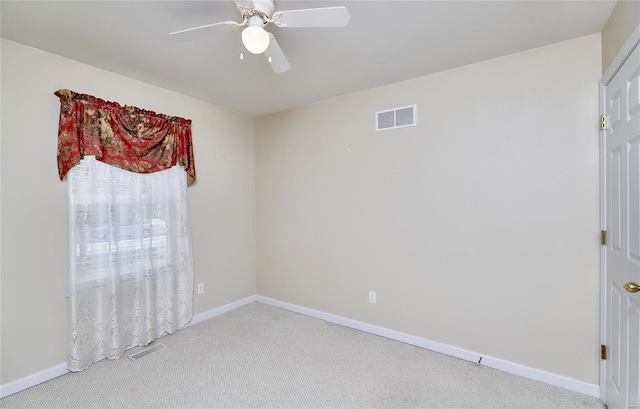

67,156,193,371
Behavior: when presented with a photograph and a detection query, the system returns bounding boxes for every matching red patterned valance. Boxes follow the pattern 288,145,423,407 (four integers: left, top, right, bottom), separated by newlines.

55,89,196,185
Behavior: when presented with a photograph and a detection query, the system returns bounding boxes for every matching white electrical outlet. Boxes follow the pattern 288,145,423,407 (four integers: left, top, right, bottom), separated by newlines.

197,283,204,295
369,291,376,304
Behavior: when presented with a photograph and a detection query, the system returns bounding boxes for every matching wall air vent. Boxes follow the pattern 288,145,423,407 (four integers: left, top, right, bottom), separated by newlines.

375,104,417,131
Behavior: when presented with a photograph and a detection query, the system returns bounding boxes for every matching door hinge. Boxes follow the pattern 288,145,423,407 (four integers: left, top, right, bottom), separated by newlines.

601,344,607,360
601,230,607,246
601,115,608,130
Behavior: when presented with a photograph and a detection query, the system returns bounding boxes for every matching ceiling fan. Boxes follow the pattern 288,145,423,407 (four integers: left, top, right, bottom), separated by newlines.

169,0,350,73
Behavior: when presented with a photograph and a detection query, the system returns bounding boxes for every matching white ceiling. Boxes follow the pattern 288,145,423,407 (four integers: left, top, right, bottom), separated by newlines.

1,0,615,117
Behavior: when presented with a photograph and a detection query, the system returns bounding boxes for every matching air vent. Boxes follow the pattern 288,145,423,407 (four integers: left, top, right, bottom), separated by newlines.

128,343,166,361
375,104,417,131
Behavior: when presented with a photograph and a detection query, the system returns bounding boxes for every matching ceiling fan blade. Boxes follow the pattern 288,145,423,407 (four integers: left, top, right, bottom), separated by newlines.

266,33,290,73
169,20,244,42
272,6,350,28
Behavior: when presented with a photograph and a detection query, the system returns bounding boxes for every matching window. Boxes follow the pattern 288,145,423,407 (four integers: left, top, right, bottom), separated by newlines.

67,156,194,371
75,217,168,285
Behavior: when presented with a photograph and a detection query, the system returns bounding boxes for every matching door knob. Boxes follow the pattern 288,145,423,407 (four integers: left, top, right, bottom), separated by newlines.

624,282,640,293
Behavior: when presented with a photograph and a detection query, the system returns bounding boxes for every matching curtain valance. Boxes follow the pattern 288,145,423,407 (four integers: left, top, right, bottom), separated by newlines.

55,89,196,185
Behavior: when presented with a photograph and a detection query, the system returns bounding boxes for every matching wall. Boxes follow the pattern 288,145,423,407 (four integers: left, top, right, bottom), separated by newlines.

256,34,601,384
0,39,256,385
602,0,640,73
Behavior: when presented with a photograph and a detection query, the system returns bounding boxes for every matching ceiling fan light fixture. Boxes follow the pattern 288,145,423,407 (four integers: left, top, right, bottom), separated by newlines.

241,25,270,54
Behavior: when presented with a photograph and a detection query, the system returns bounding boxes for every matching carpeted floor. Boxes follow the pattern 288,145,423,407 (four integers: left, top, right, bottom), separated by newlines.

1,302,605,408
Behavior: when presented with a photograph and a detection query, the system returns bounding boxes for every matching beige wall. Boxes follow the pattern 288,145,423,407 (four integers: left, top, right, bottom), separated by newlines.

602,0,640,73
1,32,603,389
256,34,602,384
0,39,256,384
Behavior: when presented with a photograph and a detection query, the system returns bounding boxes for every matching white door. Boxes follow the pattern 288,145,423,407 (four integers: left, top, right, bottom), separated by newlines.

603,39,640,409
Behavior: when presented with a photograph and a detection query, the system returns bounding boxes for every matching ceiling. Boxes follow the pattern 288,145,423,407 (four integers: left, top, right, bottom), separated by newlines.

1,0,615,117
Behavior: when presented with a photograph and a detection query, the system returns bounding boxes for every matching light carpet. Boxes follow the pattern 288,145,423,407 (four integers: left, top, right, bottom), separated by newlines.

1,302,604,408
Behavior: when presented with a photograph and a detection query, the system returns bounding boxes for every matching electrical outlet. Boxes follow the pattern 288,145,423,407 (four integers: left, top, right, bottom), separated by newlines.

369,291,376,304
197,283,204,295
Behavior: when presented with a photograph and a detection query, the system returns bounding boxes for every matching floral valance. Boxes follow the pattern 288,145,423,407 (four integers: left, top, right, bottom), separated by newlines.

55,89,196,185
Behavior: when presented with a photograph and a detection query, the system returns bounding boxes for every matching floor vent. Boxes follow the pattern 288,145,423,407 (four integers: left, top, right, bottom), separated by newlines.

128,343,166,361
376,104,417,131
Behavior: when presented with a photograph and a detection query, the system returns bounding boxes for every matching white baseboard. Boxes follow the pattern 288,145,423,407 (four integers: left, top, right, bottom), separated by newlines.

0,295,257,399
187,295,257,328
0,363,69,399
255,295,600,399
2,294,599,400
